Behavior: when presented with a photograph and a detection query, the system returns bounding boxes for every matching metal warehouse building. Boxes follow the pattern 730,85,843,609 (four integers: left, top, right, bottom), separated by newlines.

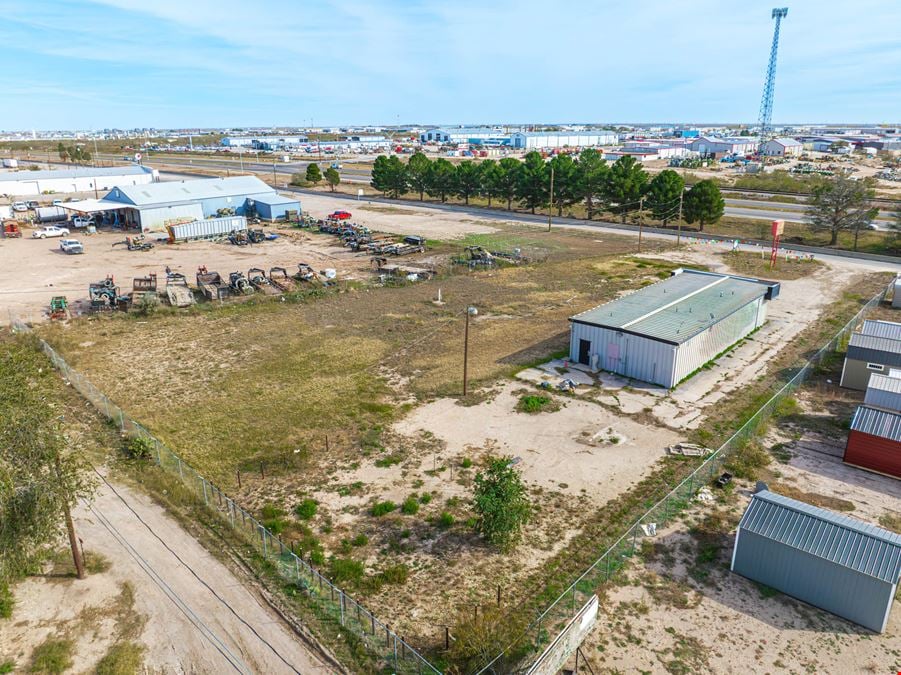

568,269,779,388
731,489,901,633
840,325,901,390
510,131,618,149
64,176,300,232
0,165,157,196
864,373,901,412
844,405,901,479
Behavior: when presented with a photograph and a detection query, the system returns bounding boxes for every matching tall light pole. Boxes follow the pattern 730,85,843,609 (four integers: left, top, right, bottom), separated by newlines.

463,306,478,396
547,165,555,232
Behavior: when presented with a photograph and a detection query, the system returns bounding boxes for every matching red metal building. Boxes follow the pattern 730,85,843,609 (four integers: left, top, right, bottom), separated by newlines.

844,405,901,479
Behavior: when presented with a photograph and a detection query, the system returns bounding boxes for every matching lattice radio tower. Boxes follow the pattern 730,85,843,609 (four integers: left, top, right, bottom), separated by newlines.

757,8,789,156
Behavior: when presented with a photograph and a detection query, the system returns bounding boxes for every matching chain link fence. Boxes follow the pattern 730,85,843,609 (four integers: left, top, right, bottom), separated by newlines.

11,320,440,675
474,282,891,674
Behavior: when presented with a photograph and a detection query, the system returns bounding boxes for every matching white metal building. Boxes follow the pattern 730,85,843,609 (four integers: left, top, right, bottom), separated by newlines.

569,269,780,388
419,127,513,144
761,138,803,157
511,131,618,149
0,165,157,196
688,137,758,157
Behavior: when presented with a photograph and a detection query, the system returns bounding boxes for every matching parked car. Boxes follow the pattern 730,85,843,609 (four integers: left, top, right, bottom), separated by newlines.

32,225,70,239
71,216,94,228
25,200,39,209
12,201,28,212
330,210,352,220
51,199,63,206
59,239,84,254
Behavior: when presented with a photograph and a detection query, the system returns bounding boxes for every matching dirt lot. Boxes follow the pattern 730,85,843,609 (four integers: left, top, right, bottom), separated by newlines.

0,477,333,674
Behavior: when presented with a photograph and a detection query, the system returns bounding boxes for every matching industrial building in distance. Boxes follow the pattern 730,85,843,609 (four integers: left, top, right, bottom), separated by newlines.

731,488,901,633
63,176,300,232
0,165,157,196
568,268,780,388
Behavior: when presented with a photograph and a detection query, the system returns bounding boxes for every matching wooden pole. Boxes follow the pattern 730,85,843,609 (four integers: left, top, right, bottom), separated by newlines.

463,309,470,396
547,165,555,232
56,455,85,580
638,196,644,253
677,191,683,246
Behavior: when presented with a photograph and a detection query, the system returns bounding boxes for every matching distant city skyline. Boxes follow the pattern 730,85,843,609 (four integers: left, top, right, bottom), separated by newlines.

2,0,900,129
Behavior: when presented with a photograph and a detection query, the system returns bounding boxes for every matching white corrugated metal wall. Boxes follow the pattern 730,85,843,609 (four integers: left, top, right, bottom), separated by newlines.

138,203,204,232
569,322,677,386
672,298,766,384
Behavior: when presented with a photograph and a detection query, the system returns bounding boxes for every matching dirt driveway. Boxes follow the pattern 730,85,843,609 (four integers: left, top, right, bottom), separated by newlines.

0,475,335,674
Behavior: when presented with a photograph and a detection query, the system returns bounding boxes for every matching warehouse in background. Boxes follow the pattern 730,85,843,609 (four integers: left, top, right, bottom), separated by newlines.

568,269,780,388
510,131,618,149
0,165,157,196
731,488,901,633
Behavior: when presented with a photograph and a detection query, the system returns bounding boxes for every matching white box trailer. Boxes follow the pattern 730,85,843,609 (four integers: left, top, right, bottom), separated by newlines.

2,159,18,168
167,215,247,242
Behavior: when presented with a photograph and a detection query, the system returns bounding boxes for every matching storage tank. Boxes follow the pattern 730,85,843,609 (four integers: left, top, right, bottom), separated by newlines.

35,206,68,223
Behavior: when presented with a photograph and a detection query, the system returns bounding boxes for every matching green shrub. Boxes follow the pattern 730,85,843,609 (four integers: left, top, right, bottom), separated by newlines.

0,660,13,674
473,456,532,550
294,499,317,520
379,563,410,585
401,496,420,515
371,501,397,517
438,511,455,528
0,583,12,619
95,642,144,675
351,533,369,547
328,557,365,586
726,441,771,480
29,638,73,674
260,503,288,534
461,457,473,469
516,394,557,414
122,436,153,460
419,493,432,505
374,454,403,468
310,549,325,566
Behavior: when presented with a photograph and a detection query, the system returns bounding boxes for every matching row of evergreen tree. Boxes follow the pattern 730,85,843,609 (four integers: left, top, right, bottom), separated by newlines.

370,151,727,230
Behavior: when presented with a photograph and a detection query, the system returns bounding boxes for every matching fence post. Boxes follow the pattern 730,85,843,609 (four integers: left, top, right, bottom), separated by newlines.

340,591,345,625
202,478,208,505
176,457,183,479
393,635,398,672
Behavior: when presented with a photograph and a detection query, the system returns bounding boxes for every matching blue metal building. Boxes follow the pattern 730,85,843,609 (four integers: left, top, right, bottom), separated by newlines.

98,176,300,231
251,193,301,221
732,489,901,633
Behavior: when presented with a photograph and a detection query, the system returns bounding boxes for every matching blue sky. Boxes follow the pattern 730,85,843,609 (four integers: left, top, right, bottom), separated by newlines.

2,0,899,129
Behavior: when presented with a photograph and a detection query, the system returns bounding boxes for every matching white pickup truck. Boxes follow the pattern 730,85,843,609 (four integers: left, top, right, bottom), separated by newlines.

32,225,70,239
59,239,84,254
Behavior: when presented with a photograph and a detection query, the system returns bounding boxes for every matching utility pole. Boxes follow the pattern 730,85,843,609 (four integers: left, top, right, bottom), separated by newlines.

272,160,277,186
676,190,684,246
463,306,478,396
547,165,554,232
638,196,644,252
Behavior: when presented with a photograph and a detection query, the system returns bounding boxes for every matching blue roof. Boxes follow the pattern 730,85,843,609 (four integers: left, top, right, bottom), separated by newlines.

0,165,153,181
104,176,274,207
740,490,901,584
250,193,299,206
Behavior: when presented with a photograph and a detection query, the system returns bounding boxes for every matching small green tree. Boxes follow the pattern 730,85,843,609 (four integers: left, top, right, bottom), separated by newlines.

479,159,500,207
406,152,432,200
473,457,531,551
324,167,340,192
455,160,481,205
57,142,69,164
645,169,685,225
604,156,648,222
370,155,407,198
682,179,725,232
516,151,549,214
548,153,580,216
425,158,458,203
305,163,322,184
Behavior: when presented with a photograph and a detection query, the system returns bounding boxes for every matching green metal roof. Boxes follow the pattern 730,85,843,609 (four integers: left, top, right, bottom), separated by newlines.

570,269,771,344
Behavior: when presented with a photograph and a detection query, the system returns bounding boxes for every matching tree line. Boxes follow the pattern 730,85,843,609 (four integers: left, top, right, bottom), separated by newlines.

370,151,727,231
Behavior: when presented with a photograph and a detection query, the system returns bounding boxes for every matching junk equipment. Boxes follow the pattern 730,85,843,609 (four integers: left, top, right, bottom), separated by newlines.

196,267,229,301
247,267,279,295
113,235,154,251
49,296,69,320
268,267,297,292
165,270,195,307
454,245,495,267
2,221,22,238
131,273,158,304
229,271,254,295
295,263,319,283
89,276,127,312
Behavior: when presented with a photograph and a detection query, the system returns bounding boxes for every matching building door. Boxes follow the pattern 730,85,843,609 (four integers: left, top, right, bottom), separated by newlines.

607,343,620,371
578,339,591,366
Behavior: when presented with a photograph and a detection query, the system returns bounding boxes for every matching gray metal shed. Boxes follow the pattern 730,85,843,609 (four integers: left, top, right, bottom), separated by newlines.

840,333,901,390
864,373,901,412
861,319,901,340
568,269,779,388
731,490,901,633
